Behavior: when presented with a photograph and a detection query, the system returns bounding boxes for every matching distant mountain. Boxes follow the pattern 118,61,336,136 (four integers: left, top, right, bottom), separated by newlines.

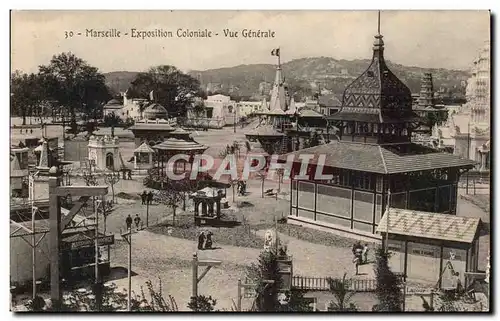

104,71,139,94
104,57,470,98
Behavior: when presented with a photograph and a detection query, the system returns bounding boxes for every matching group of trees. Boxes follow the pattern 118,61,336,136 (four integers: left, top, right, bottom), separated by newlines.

127,65,203,118
11,53,112,132
11,53,204,131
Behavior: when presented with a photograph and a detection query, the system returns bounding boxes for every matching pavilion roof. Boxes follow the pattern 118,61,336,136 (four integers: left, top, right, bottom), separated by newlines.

134,142,155,154
377,208,480,244
153,138,208,152
279,141,476,174
129,123,176,131
245,124,285,138
298,109,325,118
170,127,191,135
191,187,222,198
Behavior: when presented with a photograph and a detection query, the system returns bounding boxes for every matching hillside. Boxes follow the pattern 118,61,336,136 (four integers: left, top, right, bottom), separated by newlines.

104,57,470,98
104,71,139,94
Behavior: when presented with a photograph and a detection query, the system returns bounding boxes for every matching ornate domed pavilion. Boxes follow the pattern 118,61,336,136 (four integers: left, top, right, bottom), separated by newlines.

282,12,476,239
143,103,168,120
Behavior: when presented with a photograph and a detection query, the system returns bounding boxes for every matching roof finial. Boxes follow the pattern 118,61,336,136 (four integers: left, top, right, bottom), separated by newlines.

377,10,381,35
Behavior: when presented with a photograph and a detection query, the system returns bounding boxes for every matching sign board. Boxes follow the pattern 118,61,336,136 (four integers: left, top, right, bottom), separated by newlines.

70,235,114,250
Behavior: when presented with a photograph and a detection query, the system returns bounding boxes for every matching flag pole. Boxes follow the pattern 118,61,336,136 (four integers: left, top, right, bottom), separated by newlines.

278,47,281,69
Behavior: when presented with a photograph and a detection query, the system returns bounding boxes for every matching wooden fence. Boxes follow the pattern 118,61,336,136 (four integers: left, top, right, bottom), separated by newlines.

292,276,377,292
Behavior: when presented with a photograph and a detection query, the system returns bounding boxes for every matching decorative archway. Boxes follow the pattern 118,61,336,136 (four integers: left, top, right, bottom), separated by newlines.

106,152,114,170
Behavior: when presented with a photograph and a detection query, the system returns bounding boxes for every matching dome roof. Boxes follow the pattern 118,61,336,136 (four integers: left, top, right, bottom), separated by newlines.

143,103,168,120
106,98,122,106
342,34,412,111
331,33,419,123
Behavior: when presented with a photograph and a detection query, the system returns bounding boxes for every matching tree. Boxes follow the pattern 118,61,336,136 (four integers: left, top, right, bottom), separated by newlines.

104,172,120,204
326,273,358,311
192,98,206,117
256,171,266,198
103,112,122,137
82,169,98,186
157,189,183,225
373,247,403,311
276,168,284,193
128,65,201,117
11,71,44,125
246,250,282,312
38,52,110,133
229,179,239,202
232,140,241,159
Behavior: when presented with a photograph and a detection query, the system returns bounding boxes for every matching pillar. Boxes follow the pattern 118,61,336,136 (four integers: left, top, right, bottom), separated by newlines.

480,152,486,171
48,166,62,308
216,200,221,217
208,201,214,216
201,202,208,216
134,154,138,170
194,200,199,216
149,153,153,167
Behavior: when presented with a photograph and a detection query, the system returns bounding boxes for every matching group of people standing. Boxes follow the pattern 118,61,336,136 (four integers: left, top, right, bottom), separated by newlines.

141,191,154,205
197,231,214,250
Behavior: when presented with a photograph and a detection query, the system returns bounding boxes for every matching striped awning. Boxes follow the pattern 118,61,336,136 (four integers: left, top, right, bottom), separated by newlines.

377,208,480,244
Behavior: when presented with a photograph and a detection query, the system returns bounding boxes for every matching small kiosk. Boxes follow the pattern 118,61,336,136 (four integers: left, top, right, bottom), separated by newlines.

133,142,155,170
377,208,481,289
190,187,224,226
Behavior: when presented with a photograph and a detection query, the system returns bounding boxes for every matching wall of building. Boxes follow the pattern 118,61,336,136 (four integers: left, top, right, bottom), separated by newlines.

237,101,262,117
10,231,51,284
386,236,473,287
64,140,89,162
290,171,459,237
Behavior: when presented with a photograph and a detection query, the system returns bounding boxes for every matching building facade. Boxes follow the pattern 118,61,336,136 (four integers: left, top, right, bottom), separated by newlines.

432,41,490,173
284,28,476,240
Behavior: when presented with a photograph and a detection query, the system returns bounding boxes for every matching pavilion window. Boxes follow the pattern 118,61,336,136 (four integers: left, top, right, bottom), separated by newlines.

349,122,355,134
373,123,379,133
376,175,383,192
339,169,350,187
353,171,372,190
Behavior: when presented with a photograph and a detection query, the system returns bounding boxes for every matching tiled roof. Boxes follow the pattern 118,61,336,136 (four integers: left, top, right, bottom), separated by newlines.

129,123,176,131
376,208,480,243
153,138,208,152
134,142,155,154
280,141,476,174
245,124,285,138
298,109,324,118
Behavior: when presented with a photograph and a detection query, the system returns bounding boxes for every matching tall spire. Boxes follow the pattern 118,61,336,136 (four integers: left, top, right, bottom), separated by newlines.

373,10,384,55
377,10,381,35
269,48,287,112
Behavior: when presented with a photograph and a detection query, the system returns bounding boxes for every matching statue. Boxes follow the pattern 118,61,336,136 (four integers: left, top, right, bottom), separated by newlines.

264,230,274,251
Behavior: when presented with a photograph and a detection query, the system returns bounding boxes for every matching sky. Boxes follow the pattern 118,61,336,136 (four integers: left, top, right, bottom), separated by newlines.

10,10,490,74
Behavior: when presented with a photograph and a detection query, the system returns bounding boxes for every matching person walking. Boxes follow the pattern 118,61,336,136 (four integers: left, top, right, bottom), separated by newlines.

127,170,132,180
141,191,147,205
362,244,369,264
147,191,153,205
134,214,141,229
125,215,133,230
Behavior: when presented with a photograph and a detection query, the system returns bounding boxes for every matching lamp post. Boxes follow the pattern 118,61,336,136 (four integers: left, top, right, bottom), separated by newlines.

145,190,150,227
